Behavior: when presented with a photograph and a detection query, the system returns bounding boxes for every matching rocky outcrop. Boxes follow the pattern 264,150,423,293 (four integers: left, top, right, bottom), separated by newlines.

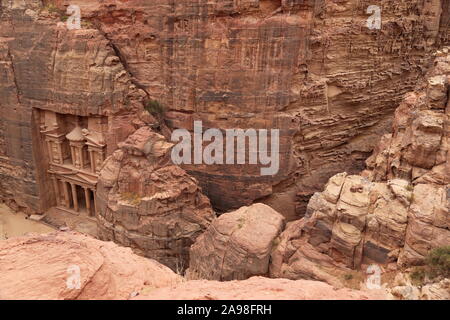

389,273,450,300
0,231,387,300
135,276,387,300
0,231,181,300
1,1,449,219
97,127,215,271
187,203,284,281
420,279,450,300
270,48,450,284
362,48,450,267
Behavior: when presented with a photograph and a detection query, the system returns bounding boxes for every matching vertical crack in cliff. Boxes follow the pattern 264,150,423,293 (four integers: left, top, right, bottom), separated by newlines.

6,46,21,104
51,29,60,104
93,25,151,99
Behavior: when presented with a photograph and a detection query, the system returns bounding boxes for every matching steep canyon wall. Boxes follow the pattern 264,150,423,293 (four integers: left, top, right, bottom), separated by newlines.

0,0,449,220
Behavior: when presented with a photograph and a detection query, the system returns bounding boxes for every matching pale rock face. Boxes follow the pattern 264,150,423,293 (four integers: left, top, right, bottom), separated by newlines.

389,273,450,301
0,231,388,300
390,285,421,301
187,203,285,281
0,232,181,300
135,276,387,300
420,279,450,300
97,127,215,271
270,49,450,285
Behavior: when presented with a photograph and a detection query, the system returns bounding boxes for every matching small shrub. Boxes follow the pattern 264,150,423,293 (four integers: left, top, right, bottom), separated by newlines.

272,238,280,249
120,192,142,206
344,273,354,281
426,246,450,278
237,217,246,229
144,99,165,116
410,246,450,285
410,267,426,286
81,20,94,29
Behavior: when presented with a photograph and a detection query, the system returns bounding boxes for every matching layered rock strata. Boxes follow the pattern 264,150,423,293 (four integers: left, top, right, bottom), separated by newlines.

97,126,215,271
0,231,181,300
1,1,449,219
0,0,148,214
270,48,450,284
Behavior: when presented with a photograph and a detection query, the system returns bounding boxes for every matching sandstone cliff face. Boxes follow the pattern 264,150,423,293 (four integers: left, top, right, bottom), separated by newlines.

0,231,181,300
0,0,147,214
135,276,386,300
1,0,449,219
389,273,450,300
270,48,450,284
69,0,450,216
97,127,215,271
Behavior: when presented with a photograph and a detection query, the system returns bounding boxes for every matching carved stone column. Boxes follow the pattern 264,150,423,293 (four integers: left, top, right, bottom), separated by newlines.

51,176,61,206
88,150,95,173
70,183,79,212
93,190,98,216
63,181,71,208
84,187,92,216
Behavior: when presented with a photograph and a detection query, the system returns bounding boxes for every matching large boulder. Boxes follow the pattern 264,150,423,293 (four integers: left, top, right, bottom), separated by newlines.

187,203,285,281
388,273,450,300
0,232,181,300
270,48,450,285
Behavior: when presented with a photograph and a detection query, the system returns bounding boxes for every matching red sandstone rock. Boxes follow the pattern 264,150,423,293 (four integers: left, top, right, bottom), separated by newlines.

97,127,215,271
187,203,285,281
270,48,450,284
0,0,448,300
0,231,387,300
0,232,181,300
135,276,387,300
1,1,449,218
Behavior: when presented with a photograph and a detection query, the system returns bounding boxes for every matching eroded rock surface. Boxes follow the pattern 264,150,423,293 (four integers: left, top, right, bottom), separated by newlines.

270,48,450,284
187,203,284,280
389,273,450,300
0,1,148,214
0,1,449,219
77,0,450,215
0,231,387,300
135,276,387,300
0,231,181,300
97,127,215,271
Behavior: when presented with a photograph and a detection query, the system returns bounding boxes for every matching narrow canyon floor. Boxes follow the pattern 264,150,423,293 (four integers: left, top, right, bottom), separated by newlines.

0,204,54,240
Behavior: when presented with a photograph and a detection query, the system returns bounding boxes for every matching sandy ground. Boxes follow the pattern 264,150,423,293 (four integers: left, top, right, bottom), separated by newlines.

42,207,97,237
0,204,54,240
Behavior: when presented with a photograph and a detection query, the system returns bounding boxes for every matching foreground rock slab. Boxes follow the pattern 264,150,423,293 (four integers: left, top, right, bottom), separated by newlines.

135,276,387,300
0,232,181,300
188,203,285,281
